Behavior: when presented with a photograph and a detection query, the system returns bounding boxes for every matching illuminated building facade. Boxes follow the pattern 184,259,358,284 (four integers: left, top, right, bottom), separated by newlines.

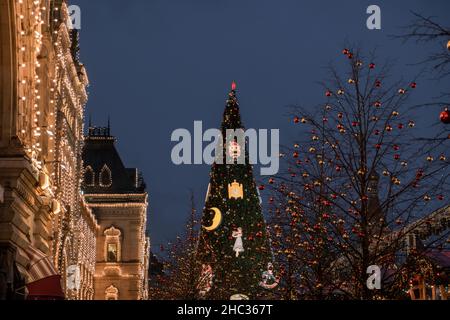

0,0,97,299
82,125,150,300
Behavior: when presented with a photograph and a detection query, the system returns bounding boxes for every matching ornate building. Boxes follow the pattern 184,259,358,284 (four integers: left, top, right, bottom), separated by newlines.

0,0,98,299
82,125,150,300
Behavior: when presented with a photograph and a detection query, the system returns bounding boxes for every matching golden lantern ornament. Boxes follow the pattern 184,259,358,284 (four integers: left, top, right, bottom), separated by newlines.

228,180,244,200
447,40,450,51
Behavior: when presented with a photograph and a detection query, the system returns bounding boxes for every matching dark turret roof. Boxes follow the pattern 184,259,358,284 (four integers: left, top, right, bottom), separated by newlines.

82,125,146,194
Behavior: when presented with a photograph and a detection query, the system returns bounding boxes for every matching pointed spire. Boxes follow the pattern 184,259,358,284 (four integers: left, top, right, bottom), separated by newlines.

222,82,243,131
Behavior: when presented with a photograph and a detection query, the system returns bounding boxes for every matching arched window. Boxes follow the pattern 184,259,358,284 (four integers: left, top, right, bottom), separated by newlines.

104,226,121,263
105,285,119,300
99,164,112,187
84,166,95,186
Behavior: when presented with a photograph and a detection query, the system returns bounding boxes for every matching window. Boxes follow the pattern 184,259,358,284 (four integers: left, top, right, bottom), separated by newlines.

84,166,95,186
99,164,112,187
104,226,121,263
105,285,119,300
107,244,118,262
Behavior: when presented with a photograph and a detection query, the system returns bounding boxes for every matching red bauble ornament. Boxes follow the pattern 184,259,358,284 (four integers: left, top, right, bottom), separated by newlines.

438,195,444,201
440,109,450,124
369,63,376,69
259,185,265,191
293,152,299,158
375,80,382,87
294,116,300,124
326,90,332,97
269,178,275,184
394,154,400,160
410,82,417,89
342,48,350,55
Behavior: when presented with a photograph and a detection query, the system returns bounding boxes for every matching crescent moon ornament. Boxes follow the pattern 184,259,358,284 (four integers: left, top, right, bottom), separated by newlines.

203,207,222,231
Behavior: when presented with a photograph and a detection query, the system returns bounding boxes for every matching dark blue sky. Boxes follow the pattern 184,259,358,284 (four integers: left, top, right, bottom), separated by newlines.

73,0,449,248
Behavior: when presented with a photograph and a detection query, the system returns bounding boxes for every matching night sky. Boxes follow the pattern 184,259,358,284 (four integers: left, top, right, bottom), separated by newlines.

72,0,449,248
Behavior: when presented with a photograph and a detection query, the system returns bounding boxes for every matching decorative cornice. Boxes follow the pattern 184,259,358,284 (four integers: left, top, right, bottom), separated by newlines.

86,203,147,208
83,193,148,207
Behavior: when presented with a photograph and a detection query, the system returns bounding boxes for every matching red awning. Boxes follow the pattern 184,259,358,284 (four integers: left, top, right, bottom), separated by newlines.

26,275,65,300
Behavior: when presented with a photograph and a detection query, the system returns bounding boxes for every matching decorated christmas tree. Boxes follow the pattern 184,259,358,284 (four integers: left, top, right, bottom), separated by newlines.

196,83,276,300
